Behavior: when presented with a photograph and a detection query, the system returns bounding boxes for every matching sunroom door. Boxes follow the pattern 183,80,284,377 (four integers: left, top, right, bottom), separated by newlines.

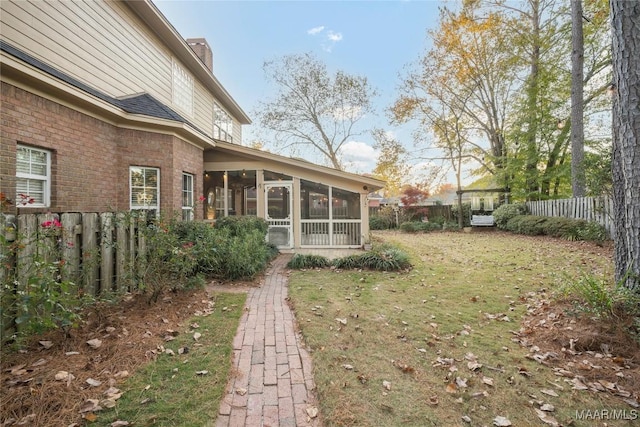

265,183,293,249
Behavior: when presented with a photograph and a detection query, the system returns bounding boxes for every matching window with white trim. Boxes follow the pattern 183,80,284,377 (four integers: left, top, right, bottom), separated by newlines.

130,167,159,213
182,173,194,221
172,61,193,116
16,144,51,207
213,102,233,142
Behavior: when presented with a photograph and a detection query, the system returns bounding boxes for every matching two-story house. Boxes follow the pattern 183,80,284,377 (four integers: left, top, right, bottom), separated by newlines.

0,0,383,249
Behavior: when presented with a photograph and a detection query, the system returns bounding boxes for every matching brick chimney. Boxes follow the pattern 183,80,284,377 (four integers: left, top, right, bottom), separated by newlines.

187,38,213,73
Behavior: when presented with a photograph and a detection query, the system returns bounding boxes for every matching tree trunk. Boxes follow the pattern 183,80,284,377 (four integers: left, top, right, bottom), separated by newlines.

571,0,586,197
611,0,640,292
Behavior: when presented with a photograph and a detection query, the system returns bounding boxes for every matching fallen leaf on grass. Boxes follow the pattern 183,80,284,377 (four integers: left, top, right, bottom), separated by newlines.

468,361,482,371
83,413,98,422
445,383,457,394
111,421,130,427
540,389,559,397
342,364,354,370
534,408,559,426
86,378,102,387
79,399,102,413
39,340,53,349
382,380,392,391
193,332,202,341
195,370,208,376
540,403,555,412
493,415,512,426
100,399,117,409
335,318,347,325
482,377,494,386
428,395,439,405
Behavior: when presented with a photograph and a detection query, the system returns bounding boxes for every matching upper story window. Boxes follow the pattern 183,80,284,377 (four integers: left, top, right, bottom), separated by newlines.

182,173,194,221
16,144,51,208
213,102,233,142
130,166,159,213
172,61,193,116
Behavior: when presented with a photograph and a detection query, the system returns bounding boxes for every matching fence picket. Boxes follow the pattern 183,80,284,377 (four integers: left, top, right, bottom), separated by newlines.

60,213,82,284
100,213,114,294
82,213,100,295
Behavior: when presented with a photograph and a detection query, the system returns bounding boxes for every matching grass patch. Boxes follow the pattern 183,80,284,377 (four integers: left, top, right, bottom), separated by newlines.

99,292,245,426
288,231,627,427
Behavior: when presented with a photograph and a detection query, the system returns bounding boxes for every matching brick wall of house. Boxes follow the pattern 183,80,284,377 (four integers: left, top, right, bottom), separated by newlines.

1,82,203,219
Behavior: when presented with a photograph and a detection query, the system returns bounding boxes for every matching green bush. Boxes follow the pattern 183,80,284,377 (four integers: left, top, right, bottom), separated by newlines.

214,216,269,236
492,203,528,229
399,221,443,233
370,206,398,229
287,254,331,269
370,214,394,230
332,244,411,271
452,203,471,227
504,215,609,242
560,274,640,319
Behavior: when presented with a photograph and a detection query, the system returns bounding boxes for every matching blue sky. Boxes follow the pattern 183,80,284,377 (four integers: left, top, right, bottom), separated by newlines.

155,0,456,184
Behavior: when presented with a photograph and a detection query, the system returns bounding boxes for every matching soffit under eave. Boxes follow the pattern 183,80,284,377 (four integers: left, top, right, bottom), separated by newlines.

207,143,385,191
1,58,215,150
204,152,384,192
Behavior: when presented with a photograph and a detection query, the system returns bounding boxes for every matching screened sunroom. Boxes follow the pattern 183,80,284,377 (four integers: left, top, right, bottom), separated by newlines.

203,141,384,250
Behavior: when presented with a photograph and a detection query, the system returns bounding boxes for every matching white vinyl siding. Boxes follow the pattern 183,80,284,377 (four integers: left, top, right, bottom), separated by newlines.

130,166,160,213
16,145,51,208
182,173,194,221
0,0,244,142
0,1,171,100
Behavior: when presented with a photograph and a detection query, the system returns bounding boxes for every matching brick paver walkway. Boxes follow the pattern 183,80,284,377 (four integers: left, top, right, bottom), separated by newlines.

215,255,320,427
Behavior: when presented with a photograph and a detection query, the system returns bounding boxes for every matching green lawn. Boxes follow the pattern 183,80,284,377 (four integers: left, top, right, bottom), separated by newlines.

287,231,637,427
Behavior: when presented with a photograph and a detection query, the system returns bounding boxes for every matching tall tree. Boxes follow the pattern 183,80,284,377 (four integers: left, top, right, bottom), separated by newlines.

571,0,586,197
610,0,640,292
393,7,515,188
254,53,376,170
371,129,410,197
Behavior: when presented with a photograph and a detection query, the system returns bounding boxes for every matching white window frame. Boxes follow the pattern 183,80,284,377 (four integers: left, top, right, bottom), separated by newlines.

182,173,194,221
16,144,51,208
172,60,193,116
130,166,160,214
213,102,233,142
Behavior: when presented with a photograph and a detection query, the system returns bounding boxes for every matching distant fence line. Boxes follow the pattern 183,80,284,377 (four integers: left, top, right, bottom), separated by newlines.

369,205,453,222
526,196,614,237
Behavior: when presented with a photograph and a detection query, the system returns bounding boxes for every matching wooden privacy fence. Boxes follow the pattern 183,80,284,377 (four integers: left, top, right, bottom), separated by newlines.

526,196,614,237
1,212,148,297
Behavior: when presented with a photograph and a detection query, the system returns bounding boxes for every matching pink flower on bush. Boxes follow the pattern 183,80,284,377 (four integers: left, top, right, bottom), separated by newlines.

198,195,206,202
41,218,62,228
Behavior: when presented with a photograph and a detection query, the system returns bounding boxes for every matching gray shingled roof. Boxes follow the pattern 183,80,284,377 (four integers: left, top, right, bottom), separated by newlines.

1,41,192,124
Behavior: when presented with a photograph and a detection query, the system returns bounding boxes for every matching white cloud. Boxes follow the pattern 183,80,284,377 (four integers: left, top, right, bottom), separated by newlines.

340,140,379,172
327,31,343,42
307,26,325,35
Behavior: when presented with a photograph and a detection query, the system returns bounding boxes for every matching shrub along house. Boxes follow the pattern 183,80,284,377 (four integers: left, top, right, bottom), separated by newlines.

0,0,383,250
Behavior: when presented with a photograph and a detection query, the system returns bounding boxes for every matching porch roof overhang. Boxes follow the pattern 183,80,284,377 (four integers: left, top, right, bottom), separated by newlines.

204,141,386,193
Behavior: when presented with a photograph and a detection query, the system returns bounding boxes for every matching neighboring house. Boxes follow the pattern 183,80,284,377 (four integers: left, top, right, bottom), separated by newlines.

0,0,382,249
